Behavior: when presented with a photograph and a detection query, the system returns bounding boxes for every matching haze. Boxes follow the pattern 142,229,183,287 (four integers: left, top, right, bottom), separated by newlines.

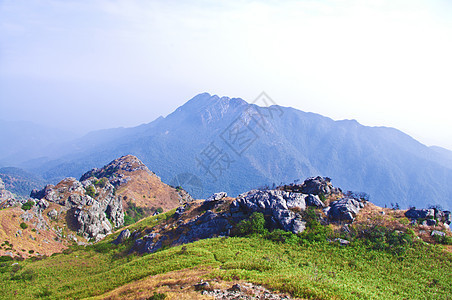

0,0,451,149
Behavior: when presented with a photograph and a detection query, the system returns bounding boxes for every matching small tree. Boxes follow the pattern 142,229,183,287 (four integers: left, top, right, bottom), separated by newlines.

85,185,96,198
234,212,266,236
21,200,35,211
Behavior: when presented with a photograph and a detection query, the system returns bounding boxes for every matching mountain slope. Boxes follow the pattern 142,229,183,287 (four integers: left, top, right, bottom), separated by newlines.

0,155,192,258
0,167,46,197
18,93,452,209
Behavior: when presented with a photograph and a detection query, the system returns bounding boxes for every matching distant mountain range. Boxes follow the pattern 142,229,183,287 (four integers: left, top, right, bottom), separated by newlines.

1,93,451,209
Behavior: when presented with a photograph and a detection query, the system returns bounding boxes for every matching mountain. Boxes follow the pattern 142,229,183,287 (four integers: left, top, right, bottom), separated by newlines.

11,93,452,209
0,120,78,167
0,167,46,197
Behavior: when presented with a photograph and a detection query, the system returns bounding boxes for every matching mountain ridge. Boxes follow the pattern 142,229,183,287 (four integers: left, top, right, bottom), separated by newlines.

2,93,451,209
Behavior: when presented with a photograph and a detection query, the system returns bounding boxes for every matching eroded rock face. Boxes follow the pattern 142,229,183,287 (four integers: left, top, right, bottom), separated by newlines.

405,208,435,220
80,155,152,182
233,190,309,234
325,197,364,221
206,192,227,202
31,176,124,241
112,229,131,245
300,176,341,195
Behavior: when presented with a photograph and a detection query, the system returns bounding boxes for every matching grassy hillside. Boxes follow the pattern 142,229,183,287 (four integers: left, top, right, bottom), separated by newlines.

1,209,451,300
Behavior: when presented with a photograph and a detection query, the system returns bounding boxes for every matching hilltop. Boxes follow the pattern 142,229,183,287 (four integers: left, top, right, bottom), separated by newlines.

0,155,191,258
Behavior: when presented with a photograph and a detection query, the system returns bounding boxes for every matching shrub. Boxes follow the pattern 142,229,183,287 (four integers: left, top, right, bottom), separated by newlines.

124,201,151,226
94,177,109,188
85,185,96,198
432,233,452,245
0,256,13,262
147,292,167,300
356,225,413,255
21,200,35,211
299,207,331,243
233,212,267,236
20,222,28,229
266,229,299,245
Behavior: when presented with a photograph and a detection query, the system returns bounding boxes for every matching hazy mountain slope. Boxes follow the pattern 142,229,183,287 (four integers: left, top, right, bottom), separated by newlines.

0,120,77,166
0,167,46,197
21,93,452,209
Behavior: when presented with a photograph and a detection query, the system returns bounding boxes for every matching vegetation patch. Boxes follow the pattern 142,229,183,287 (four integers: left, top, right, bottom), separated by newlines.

21,200,34,211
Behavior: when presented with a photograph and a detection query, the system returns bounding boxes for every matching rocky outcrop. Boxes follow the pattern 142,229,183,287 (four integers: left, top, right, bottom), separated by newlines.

112,229,131,245
80,155,152,182
80,155,192,214
280,176,341,196
404,208,452,226
405,208,435,220
233,190,309,234
127,177,370,254
206,192,227,202
324,197,365,221
30,176,124,241
300,176,340,195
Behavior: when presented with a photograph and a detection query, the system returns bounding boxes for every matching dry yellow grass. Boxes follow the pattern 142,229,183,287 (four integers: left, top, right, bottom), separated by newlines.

91,267,215,300
116,169,182,212
0,206,71,258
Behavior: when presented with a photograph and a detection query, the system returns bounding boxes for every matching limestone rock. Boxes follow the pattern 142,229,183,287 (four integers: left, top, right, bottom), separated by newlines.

405,208,435,220
206,192,227,202
306,194,325,208
327,198,363,221
31,176,124,241
300,176,339,195
234,190,307,233
431,230,446,237
112,229,131,245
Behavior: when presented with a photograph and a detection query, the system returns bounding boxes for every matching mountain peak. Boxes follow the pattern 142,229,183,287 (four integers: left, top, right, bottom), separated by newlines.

80,155,151,182
182,93,247,110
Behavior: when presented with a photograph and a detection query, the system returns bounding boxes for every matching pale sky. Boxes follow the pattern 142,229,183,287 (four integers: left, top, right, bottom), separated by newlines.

1,0,451,149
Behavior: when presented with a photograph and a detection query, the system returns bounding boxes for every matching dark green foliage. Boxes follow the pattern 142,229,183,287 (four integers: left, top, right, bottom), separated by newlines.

265,229,298,245
21,200,35,211
147,292,167,300
318,193,326,202
92,242,115,254
20,222,28,230
432,233,452,245
233,212,267,236
0,256,13,262
354,225,413,255
11,268,35,281
94,177,109,188
35,287,52,298
299,207,331,243
85,185,96,198
124,201,151,226
156,207,163,214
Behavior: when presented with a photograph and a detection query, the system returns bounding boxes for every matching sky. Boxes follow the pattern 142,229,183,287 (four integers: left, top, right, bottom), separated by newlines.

0,0,451,149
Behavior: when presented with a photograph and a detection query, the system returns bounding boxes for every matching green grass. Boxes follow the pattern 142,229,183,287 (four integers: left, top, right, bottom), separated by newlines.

0,211,451,300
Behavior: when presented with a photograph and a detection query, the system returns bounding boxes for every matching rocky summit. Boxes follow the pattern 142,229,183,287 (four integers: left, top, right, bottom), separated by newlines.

127,176,366,254
0,155,193,258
